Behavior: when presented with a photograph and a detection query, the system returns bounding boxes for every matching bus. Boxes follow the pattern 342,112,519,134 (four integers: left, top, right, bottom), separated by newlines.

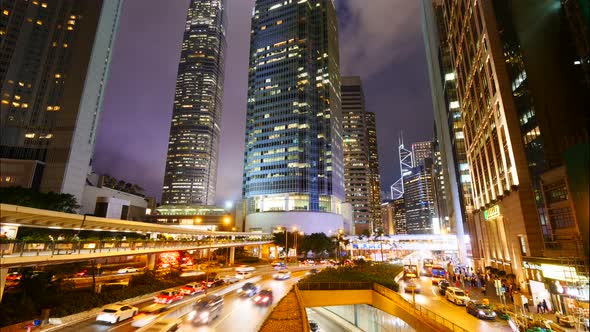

422,258,434,275
431,265,446,285
403,264,419,280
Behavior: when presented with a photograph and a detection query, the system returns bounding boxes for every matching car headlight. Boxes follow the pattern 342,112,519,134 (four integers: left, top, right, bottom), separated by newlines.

491,312,497,316
188,311,196,320
200,311,210,319
478,310,485,315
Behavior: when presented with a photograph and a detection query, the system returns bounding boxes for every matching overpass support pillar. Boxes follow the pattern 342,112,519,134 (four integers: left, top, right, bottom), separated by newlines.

147,253,157,270
229,247,235,265
0,267,7,303
258,245,263,259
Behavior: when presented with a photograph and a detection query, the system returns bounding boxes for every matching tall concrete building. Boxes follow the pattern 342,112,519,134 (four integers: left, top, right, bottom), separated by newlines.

392,197,407,235
0,0,123,204
242,0,345,234
428,0,589,292
411,141,433,167
404,159,436,234
341,76,382,235
161,0,226,206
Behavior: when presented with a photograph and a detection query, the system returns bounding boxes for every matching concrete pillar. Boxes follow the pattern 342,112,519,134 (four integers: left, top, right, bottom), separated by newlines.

258,245,263,259
0,267,7,303
229,247,235,265
147,253,157,270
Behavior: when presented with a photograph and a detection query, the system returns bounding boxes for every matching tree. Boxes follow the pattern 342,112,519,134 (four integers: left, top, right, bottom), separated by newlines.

299,233,334,257
0,187,79,213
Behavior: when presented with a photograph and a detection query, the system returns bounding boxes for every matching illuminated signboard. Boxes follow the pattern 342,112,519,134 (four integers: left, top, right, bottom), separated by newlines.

484,205,500,220
541,264,579,282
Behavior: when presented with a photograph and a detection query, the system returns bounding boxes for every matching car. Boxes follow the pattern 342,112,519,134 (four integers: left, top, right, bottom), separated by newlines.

189,295,224,325
235,271,253,280
220,274,239,284
179,269,205,278
237,282,260,297
96,303,138,324
131,303,168,327
438,280,450,295
273,269,291,280
180,282,204,295
306,269,319,276
154,290,183,304
309,320,322,332
137,319,179,332
466,301,497,320
253,289,273,306
5,272,22,281
235,265,255,272
445,287,470,305
401,278,421,293
75,270,88,277
206,277,225,288
273,262,287,271
117,267,140,274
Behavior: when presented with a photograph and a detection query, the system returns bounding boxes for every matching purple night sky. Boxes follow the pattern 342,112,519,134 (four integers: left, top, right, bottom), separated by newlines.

92,0,434,204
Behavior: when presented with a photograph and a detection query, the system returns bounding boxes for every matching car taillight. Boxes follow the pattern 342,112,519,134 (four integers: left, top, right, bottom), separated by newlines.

254,296,261,302
262,297,269,302
133,313,146,320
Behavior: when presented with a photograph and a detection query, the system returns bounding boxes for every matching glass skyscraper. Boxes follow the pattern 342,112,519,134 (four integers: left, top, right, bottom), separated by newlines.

161,0,226,206
0,0,122,203
242,0,345,233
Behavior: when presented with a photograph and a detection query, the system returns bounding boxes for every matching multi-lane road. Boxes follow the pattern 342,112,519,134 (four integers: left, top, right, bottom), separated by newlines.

399,275,512,331
57,269,308,332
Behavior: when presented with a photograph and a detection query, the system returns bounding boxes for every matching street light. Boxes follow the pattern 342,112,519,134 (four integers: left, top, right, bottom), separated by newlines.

276,227,288,263
337,229,343,263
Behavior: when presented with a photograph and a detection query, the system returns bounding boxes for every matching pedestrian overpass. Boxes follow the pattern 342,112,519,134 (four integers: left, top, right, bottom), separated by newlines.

0,204,273,301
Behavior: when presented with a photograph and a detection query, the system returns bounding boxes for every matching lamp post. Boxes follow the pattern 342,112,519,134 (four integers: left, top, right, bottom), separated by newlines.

277,227,288,263
337,229,343,263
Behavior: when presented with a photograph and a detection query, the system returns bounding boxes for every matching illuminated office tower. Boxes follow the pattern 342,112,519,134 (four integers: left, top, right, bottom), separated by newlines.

390,135,413,200
0,0,123,204
427,0,588,282
341,76,382,235
243,0,345,233
162,0,226,205
404,158,436,234
411,141,433,167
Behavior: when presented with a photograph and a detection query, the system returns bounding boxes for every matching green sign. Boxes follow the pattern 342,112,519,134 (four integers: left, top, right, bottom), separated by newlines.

484,205,500,220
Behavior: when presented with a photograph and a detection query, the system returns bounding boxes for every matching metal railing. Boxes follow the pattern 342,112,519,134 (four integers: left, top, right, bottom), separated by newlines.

297,281,373,290
372,283,469,332
0,238,272,258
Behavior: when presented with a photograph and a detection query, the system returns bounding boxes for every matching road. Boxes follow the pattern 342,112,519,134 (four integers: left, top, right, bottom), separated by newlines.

57,269,307,332
399,276,512,331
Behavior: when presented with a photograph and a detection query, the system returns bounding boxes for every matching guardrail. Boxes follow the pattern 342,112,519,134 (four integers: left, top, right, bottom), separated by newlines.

0,238,272,257
297,281,372,290
372,283,469,332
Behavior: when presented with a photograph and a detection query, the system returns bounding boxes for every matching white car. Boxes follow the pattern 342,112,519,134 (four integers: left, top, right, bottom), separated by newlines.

136,319,180,332
273,269,291,280
445,287,470,305
96,303,138,324
118,267,140,274
235,265,256,272
235,271,253,280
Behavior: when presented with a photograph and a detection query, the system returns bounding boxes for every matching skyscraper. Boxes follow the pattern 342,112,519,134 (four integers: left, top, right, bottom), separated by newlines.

411,141,433,167
161,0,226,206
392,198,407,235
0,0,122,203
242,0,345,233
404,158,436,234
390,136,413,200
430,0,588,284
341,76,382,235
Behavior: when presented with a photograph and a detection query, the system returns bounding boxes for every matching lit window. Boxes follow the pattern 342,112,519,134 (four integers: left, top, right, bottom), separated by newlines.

25,133,35,138
2,10,8,16
55,73,61,78
41,3,47,8
36,20,43,25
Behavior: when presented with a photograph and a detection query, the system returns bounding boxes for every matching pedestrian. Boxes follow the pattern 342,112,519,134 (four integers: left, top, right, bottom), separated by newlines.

542,299,548,313
522,294,530,312
537,302,543,313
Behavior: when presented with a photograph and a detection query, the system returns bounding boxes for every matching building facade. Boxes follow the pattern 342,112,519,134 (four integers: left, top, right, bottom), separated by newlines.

242,0,345,233
341,76,382,235
404,160,436,234
161,0,227,206
411,141,433,167
392,198,407,235
434,0,589,295
390,136,413,200
0,0,122,203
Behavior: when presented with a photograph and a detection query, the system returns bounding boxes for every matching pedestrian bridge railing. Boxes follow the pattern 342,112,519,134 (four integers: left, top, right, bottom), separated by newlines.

296,281,469,332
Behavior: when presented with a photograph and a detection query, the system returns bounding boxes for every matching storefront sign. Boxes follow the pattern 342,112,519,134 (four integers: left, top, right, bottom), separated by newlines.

484,205,500,220
541,263,579,282
523,262,542,270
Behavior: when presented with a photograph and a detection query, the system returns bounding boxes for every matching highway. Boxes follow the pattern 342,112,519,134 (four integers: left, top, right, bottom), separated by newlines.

399,275,512,331
56,268,307,332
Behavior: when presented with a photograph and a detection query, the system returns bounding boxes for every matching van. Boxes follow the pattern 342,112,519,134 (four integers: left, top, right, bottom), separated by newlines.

189,294,224,325
445,287,470,305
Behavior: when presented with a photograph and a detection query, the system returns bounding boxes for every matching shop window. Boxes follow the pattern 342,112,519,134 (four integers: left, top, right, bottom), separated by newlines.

518,235,527,256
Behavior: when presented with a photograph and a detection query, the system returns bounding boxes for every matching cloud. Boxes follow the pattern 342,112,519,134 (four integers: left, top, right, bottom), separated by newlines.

338,0,422,79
